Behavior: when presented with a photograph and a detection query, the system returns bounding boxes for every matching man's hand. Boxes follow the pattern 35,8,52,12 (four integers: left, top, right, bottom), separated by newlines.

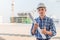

42,27,47,34
32,23,39,34
34,23,39,29
46,31,52,36
42,27,52,36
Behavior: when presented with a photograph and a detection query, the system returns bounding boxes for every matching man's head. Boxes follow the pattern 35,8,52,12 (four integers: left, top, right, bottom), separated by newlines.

37,3,46,18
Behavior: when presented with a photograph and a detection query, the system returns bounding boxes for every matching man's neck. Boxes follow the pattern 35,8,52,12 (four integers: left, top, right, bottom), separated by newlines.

40,16,45,20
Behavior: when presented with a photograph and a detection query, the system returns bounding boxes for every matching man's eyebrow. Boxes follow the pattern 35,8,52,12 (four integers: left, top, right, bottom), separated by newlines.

42,8,43,10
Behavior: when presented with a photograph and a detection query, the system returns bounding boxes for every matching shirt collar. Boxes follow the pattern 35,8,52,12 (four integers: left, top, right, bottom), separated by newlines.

38,15,47,20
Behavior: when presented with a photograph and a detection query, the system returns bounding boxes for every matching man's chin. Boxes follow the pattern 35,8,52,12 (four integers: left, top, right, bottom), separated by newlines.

40,15,45,17
40,15,44,17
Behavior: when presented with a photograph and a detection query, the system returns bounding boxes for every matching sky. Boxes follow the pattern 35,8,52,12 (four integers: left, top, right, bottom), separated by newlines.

0,0,60,23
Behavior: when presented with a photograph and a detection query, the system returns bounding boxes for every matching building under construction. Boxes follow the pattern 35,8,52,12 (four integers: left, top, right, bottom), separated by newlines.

10,12,32,24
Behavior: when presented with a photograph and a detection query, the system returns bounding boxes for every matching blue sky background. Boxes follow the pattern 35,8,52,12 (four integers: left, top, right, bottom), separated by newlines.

0,0,60,23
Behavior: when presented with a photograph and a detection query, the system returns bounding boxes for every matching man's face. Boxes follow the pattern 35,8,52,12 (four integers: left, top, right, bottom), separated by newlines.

37,7,46,17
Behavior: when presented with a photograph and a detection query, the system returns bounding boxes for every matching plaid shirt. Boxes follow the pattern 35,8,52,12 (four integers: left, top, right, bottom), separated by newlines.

31,16,56,39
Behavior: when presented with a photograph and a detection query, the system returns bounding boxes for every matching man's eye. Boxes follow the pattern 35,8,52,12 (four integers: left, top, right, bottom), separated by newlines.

38,9,40,11
38,9,44,11
42,9,44,10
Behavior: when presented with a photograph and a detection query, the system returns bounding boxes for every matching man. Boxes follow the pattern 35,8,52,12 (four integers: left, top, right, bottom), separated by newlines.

31,3,56,40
